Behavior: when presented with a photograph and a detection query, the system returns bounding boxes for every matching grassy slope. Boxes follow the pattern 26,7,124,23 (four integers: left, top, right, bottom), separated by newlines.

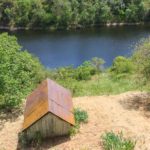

58,73,142,97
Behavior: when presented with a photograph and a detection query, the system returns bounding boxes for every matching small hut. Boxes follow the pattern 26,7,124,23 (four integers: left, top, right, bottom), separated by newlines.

22,79,75,139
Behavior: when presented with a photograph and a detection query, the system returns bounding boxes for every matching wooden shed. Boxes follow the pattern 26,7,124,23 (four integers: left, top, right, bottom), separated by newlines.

22,79,75,139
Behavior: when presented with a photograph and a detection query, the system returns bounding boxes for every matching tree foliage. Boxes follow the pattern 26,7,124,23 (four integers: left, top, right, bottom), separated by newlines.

0,0,148,29
0,33,46,109
132,37,150,80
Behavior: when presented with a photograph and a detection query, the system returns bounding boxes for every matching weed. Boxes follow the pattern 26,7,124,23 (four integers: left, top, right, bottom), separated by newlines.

101,131,136,150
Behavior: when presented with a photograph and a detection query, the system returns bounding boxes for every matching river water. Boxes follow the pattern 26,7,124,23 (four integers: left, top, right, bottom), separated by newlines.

1,25,150,68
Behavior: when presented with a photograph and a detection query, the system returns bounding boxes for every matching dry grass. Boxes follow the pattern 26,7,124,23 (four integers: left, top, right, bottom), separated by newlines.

0,92,150,150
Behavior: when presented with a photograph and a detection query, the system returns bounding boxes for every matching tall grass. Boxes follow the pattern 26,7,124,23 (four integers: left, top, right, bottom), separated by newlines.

58,73,139,97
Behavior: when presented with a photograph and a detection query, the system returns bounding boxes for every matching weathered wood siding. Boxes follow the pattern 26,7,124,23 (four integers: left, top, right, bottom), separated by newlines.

24,112,71,139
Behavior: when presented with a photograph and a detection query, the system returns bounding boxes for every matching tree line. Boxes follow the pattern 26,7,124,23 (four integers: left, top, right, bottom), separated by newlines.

0,0,149,29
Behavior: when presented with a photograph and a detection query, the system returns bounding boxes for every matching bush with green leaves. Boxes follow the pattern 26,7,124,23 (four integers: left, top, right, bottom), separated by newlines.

0,33,46,109
74,108,88,124
101,131,136,150
49,60,97,81
19,131,42,148
75,61,96,80
70,108,88,136
110,56,134,79
132,37,150,81
91,57,105,72
50,66,75,80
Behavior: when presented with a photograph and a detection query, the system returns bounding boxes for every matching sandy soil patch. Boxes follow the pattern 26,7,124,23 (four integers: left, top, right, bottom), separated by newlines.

0,92,150,150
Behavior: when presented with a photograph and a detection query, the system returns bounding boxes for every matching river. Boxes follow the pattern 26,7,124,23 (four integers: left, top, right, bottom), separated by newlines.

1,25,150,68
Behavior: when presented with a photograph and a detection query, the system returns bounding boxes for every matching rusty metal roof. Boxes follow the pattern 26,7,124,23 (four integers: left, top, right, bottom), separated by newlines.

22,79,75,131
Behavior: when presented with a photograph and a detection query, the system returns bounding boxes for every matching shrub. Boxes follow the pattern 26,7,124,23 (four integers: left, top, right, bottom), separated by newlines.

50,60,97,82
70,108,88,136
50,66,75,80
75,61,96,80
132,37,150,81
69,121,80,136
91,57,105,72
0,33,46,109
101,131,136,150
74,108,88,124
110,56,134,79
19,131,42,148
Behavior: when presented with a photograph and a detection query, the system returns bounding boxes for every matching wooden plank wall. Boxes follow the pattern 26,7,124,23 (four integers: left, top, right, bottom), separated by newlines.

24,113,71,139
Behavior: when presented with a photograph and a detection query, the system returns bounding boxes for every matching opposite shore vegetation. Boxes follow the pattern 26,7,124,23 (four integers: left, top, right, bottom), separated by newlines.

0,0,149,30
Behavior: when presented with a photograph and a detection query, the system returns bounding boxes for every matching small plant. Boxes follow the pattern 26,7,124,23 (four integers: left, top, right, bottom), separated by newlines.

69,122,80,136
18,131,42,148
18,132,30,148
31,131,42,147
101,131,136,150
70,108,88,136
74,108,88,124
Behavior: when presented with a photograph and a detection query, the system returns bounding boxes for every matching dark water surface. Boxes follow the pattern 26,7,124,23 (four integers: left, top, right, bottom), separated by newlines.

1,25,150,68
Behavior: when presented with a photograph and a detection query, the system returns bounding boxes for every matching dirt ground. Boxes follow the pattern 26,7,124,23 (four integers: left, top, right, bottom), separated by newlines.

0,91,150,150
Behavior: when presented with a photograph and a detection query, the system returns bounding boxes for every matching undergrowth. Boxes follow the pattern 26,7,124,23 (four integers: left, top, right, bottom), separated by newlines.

19,131,42,148
101,131,136,150
57,73,140,97
69,108,88,136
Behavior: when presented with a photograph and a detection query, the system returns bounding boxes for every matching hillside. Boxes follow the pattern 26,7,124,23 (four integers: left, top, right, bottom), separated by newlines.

0,92,150,150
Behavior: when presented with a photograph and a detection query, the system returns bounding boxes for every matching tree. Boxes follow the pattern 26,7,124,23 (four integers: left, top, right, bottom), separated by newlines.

51,0,72,27
91,57,105,72
0,33,46,109
132,37,150,80
125,0,145,22
95,1,112,23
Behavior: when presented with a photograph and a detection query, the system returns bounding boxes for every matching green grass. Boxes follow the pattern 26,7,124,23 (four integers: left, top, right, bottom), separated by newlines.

58,73,140,97
101,131,136,150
